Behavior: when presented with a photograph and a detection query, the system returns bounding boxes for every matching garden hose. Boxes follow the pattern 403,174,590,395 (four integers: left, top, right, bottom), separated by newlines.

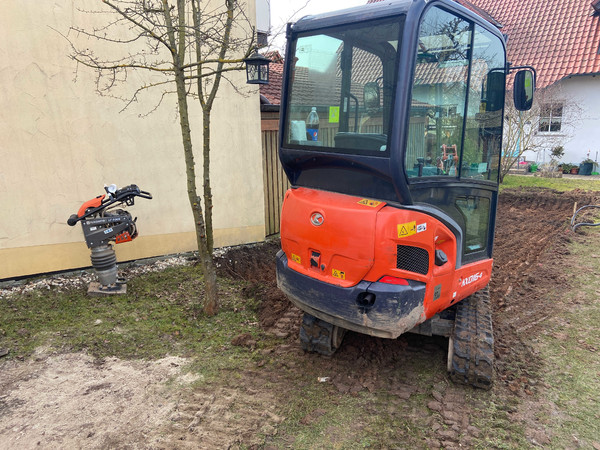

571,205,600,232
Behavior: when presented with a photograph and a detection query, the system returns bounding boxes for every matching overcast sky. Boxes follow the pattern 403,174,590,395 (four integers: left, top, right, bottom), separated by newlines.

269,0,367,50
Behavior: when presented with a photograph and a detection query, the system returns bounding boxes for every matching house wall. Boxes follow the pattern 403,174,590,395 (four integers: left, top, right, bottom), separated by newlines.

559,76,600,165
0,1,265,280
525,76,600,165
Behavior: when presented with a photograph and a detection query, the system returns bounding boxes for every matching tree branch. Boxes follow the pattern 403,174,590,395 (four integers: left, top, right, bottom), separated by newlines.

102,0,173,53
70,56,175,74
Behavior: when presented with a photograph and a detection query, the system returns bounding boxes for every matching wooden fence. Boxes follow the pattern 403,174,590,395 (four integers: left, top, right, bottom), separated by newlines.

261,115,289,236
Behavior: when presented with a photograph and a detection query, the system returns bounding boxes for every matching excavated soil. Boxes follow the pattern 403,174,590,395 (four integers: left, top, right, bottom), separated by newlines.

210,187,600,446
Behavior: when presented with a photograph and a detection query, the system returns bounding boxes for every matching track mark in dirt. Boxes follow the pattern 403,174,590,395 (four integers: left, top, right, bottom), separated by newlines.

161,371,286,449
491,188,600,388
425,382,483,449
266,307,301,339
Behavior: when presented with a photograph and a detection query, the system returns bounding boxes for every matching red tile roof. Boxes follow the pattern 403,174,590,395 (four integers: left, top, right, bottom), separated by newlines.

260,51,284,105
458,0,600,88
369,0,600,88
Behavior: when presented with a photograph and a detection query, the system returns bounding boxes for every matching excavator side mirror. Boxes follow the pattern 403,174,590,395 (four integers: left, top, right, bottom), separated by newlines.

514,69,535,111
363,82,380,109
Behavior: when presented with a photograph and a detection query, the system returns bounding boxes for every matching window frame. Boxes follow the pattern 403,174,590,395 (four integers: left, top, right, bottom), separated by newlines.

538,102,564,133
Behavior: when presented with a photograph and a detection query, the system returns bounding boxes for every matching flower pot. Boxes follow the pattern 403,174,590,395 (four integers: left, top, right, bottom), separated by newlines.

579,162,594,176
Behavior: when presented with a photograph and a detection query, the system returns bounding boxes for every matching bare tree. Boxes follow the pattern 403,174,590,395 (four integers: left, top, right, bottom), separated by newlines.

68,0,256,315
500,84,582,182
500,95,539,182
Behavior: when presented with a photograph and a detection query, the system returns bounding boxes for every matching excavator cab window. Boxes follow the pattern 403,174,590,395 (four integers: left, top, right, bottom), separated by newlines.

405,7,505,182
280,3,512,262
284,16,402,155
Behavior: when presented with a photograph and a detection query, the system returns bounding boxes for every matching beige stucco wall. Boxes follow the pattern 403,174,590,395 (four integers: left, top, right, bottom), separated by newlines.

0,1,265,279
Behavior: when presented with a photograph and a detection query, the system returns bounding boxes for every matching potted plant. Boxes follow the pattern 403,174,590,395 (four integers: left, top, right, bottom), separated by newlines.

571,164,579,175
561,163,573,174
580,158,594,176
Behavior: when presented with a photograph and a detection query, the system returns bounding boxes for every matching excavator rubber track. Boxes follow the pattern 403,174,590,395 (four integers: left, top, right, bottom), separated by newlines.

299,313,346,356
448,286,494,390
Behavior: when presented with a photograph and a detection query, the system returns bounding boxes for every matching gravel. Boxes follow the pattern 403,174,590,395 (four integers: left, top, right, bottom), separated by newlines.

0,253,195,299
0,240,267,299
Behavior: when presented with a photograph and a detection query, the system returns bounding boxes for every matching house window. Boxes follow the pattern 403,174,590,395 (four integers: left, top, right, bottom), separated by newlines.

539,103,563,132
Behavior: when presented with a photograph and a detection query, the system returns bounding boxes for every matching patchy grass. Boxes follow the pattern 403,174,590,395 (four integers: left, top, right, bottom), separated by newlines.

501,174,600,191
536,232,600,448
469,392,528,449
0,266,267,381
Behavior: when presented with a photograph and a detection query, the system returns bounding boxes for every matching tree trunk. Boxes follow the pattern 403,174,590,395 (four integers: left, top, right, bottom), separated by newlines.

202,109,214,254
174,68,218,316
162,0,218,316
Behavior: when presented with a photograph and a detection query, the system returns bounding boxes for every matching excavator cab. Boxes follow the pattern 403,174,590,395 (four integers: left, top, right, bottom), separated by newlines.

276,0,534,389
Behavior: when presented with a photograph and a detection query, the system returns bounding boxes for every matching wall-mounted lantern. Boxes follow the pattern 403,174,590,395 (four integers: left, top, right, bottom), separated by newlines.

244,51,271,85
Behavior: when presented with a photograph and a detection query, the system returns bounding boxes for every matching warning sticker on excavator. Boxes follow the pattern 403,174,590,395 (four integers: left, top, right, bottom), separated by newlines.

397,221,417,238
291,253,301,264
357,198,382,207
332,269,346,280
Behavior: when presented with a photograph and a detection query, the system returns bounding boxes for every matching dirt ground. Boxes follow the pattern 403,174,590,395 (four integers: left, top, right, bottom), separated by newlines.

208,187,599,447
1,187,599,448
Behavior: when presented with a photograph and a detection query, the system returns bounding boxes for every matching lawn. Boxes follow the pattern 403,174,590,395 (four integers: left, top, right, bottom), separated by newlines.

501,174,600,191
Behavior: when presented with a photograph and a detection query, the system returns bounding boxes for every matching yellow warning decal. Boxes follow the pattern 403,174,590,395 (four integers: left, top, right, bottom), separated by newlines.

357,199,382,207
397,221,417,238
291,253,301,264
332,269,346,280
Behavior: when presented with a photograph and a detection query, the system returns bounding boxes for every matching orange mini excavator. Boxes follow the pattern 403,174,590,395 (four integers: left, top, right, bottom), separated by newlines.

276,0,535,388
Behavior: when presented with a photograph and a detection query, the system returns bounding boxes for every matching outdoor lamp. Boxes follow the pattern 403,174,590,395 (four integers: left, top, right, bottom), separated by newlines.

244,51,271,85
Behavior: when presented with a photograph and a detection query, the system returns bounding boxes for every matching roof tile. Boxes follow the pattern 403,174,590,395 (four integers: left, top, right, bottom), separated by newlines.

454,0,600,87
369,0,600,87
